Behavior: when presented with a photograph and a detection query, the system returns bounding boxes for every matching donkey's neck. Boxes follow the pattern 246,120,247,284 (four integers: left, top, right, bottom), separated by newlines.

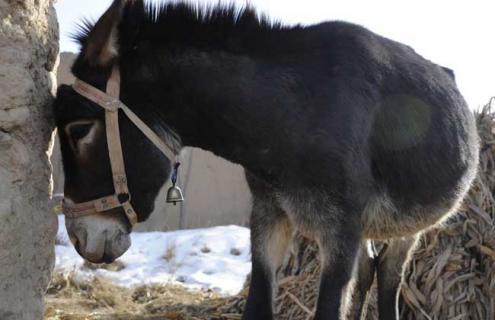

124,48,300,180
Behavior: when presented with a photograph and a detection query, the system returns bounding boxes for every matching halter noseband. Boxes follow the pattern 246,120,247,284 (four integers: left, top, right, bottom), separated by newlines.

62,65,179,227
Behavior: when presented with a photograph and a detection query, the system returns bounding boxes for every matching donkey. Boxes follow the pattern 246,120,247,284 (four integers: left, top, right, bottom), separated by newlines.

53,1,479,319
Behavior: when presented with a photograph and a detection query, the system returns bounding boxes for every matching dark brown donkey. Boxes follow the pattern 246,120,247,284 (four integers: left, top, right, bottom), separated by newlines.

53,1,479,319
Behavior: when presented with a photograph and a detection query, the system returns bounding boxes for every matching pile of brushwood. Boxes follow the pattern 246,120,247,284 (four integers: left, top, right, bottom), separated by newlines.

46,99,495,320
397,100,495,319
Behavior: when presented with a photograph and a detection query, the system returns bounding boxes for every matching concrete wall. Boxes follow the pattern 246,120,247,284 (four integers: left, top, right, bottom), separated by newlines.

136,148,252,231
0,0,59,319
55,53,252,231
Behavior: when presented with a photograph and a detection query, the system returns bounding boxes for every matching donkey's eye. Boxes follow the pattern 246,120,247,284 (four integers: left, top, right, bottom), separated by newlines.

69,123,93,141
65,120,98,154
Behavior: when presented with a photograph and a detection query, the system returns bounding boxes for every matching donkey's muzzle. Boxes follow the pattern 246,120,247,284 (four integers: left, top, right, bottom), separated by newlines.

66,212,131,264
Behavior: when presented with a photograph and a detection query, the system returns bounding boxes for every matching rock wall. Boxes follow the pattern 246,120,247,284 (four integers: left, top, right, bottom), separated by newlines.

0,1,58,319
55,53,252,231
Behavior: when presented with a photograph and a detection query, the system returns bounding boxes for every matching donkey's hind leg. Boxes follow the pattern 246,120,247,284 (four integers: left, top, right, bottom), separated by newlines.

345,241,376,320
243,177,294,320
376,236,419,320
312,208,361,320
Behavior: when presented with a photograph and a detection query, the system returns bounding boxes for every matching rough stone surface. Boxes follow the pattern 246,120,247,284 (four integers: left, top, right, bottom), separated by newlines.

0,1,58,319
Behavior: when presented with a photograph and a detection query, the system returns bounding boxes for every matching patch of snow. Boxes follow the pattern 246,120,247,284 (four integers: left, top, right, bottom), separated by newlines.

55,215,251,295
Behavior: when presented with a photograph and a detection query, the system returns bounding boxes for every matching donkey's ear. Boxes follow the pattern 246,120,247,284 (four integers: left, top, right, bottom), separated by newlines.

82,0,127,66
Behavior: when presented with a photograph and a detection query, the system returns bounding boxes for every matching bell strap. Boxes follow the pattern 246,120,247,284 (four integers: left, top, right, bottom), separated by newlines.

104,70,137,226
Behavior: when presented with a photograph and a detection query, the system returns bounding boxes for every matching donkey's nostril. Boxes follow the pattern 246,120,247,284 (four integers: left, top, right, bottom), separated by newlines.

102,251,116,264
73,238,81,255
103,237,115,263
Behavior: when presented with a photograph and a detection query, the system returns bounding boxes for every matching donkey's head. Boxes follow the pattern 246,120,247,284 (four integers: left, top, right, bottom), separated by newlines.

54,0,177,263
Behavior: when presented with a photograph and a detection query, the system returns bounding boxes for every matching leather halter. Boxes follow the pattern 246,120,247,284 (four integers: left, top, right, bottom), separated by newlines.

62,65,178,227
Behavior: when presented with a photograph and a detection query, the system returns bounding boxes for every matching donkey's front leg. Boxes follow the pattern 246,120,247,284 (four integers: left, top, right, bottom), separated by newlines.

242,193,293,320
314,211,361,320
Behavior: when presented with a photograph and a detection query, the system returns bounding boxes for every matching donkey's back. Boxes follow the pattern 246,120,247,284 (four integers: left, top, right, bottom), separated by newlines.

283,22,479,239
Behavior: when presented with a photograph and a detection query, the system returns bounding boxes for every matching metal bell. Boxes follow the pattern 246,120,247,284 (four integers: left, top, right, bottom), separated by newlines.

166,162,184,205
166,185,184,205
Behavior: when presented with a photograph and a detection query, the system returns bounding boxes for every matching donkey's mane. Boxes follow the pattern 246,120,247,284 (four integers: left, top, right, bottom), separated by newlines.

74,1,291,54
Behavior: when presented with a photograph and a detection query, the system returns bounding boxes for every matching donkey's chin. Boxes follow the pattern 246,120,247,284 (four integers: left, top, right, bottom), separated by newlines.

65,214,131,264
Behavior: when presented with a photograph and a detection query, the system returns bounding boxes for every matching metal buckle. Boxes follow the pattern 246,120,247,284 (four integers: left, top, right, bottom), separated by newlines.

104,98,120,111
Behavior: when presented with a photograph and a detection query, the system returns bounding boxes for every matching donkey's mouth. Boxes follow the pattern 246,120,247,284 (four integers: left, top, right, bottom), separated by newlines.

73,236,127,264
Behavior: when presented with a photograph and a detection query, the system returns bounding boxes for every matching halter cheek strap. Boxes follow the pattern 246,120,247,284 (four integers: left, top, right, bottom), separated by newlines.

63,66,179,227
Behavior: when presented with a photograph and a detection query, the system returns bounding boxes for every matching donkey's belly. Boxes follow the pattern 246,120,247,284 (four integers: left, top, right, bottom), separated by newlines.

361,192,463,240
